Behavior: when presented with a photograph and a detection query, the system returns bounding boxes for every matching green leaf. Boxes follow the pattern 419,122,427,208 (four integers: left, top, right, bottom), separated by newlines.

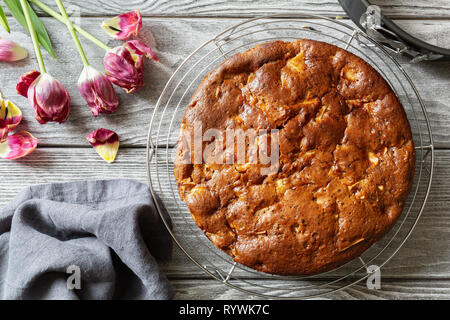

0,5,10,33
3,0,56,58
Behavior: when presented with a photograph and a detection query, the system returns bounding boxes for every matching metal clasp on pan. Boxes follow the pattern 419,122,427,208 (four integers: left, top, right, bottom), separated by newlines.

359,5,443,63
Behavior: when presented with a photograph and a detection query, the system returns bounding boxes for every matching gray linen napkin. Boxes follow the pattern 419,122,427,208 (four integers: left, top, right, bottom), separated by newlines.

0,179,173,300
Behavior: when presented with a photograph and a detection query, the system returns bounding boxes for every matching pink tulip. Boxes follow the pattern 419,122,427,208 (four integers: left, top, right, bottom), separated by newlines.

87,128,119,163
102,10,142,40
78,66,119,117
0,131,38,160
17,71,71,124
0,38,28,62
104,40,158,93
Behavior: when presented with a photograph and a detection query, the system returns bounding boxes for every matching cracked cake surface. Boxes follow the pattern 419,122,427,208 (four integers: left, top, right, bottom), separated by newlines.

174,39,415,275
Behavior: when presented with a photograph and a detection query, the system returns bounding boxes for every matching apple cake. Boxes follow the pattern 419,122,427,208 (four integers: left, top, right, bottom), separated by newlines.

174,39,415,275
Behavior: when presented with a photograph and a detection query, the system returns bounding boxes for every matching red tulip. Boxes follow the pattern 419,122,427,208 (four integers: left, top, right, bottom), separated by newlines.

78,66,119,117
17,71,71,124
103,40,158,93
0,38,28,62
102,10,142,40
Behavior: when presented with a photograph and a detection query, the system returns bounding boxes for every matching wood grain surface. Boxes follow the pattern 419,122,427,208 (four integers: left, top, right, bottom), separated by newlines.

13,0,450,18
0,0,449,299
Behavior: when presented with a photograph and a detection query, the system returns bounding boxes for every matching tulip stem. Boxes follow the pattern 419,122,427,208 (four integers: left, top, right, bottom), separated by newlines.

29,0,111,52
54,0,89,66
20,0,46,73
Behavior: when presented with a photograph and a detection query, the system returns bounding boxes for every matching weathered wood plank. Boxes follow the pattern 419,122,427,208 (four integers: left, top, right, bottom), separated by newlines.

172,279,450,299
16,0,450,18
1,18,449,148
0,148,447,280
0,0,448,300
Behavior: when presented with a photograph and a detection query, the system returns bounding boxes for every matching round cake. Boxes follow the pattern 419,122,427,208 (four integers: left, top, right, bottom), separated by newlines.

174,39,415,275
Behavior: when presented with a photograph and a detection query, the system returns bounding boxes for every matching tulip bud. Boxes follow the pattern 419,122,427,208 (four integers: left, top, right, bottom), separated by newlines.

102,10,142,40
0,95,22,142
0,131,38,160
86,128,119,163
78,66,119,117
17,72,71,124
104,40,158,93
0,38,28,62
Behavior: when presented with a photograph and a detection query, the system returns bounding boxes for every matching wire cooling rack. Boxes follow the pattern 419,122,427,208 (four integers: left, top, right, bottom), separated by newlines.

146,14,434,299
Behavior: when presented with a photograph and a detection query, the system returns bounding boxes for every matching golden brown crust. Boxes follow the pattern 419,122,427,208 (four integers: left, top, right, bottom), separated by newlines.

174,39,415,275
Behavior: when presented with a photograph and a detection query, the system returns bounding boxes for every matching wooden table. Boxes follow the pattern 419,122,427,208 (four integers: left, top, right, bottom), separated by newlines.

1,0,449,299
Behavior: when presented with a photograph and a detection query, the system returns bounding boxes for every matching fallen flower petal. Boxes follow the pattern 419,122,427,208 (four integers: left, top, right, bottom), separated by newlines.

0,131,38,160
0,38,28,62
78,66,119,117
27,73,71,124
86,128,119,163
126,39,158,62
104,40,157,93
102,10,142,40
0,96,22,142
16,70,40,98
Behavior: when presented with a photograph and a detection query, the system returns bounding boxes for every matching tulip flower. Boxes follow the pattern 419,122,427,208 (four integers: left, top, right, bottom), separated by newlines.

87,128,119,163
104,40,158,93
0,131,38,160
0,38,28,62
53,1,117,118
14,1,70,125
102,10,142,40
78,66,119,117
17,71,71,124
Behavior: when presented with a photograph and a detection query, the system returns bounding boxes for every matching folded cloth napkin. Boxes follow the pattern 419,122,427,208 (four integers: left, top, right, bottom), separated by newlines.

0,179,173,300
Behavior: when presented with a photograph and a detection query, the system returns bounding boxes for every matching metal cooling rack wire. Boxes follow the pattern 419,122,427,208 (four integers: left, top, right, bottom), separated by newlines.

146,14,434,299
